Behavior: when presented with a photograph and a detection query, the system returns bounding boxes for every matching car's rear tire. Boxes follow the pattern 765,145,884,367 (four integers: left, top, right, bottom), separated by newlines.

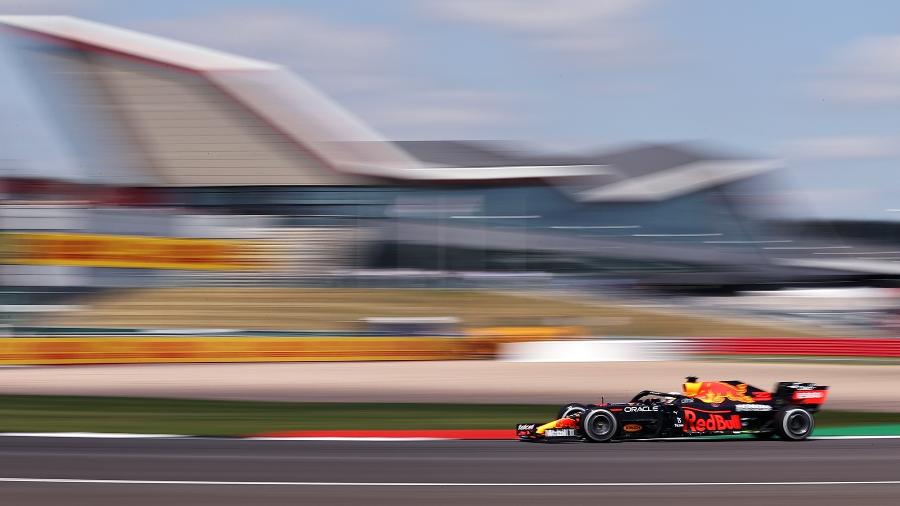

775,407,814,441
557,402,587,420
580,408,618,442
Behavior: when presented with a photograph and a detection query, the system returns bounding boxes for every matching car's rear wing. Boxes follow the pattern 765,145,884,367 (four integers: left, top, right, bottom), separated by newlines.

772,382,829,411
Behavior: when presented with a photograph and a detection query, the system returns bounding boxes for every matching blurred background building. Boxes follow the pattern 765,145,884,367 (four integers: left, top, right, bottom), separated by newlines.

1,16,898,334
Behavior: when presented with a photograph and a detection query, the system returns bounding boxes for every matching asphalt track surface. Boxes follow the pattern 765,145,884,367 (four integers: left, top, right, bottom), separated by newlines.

0,437,898,505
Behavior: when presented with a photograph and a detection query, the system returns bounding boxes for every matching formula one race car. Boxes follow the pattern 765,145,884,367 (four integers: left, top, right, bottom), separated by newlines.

516,377,828,443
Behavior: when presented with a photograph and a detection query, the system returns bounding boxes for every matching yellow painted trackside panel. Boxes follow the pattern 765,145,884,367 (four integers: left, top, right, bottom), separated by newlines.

0,337,496,365
465,326,583,343
1,232,262,270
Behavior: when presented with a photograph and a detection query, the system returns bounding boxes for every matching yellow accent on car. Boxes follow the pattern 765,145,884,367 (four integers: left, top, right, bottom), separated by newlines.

535,419,563,435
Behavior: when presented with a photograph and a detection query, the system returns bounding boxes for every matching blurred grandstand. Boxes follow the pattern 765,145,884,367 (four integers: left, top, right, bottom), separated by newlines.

1,16,898,336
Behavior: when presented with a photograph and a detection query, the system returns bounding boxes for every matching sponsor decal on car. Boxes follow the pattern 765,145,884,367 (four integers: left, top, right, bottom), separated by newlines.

735,404,773,412
623,405,659,412
623,424,642,432
517,424,535,431
545,428,577,437
682,409,742,433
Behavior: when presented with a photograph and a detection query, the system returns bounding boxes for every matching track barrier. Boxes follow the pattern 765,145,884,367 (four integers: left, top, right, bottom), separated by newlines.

692,337,900,358
0,334,897,365
0,336,496,365
499,339,686,362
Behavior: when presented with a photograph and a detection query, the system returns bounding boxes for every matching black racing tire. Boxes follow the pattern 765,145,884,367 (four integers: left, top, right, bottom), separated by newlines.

580,408,618,442
775,407,814,441
557,402,587,420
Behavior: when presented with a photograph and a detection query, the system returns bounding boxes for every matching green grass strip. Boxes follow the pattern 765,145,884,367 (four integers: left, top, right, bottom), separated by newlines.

0,395,897,437
814,424,900,436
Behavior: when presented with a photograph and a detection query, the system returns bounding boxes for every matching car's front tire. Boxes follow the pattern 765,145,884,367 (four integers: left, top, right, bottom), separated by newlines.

775,407,814,441
580,408,618,442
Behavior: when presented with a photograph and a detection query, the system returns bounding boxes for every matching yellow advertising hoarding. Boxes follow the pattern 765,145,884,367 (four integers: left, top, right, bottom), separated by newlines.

0,232,259,270
0,336,493,364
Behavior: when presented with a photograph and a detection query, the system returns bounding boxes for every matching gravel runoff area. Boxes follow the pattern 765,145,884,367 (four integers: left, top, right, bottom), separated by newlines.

0,360,896,411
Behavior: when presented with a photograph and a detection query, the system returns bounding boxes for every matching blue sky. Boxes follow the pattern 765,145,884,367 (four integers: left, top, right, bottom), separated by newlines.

0,0,898,220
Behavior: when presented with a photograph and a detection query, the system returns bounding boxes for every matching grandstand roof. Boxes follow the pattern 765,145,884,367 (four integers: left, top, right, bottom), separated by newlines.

392,140,781,201
0,16,780,198
0,15,277,71
0,15,421,186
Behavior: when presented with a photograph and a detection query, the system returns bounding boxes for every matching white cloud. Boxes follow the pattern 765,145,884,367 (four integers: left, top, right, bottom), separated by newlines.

426,0,658,62
779,136,900,160
818,81,900,103
817,35,900,103
0,0,98,13
428,0,645,32
833,35,900,77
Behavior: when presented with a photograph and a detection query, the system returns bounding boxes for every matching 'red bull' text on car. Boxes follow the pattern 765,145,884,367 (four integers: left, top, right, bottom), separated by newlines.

516,377,828,443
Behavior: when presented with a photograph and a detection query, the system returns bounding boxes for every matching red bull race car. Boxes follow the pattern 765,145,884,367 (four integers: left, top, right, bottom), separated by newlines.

516,377,828,443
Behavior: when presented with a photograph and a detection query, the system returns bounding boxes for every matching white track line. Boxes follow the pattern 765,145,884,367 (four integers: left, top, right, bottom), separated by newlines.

0,433,899,441
255,435,900,441
631,435,900,441
0,478,898,487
